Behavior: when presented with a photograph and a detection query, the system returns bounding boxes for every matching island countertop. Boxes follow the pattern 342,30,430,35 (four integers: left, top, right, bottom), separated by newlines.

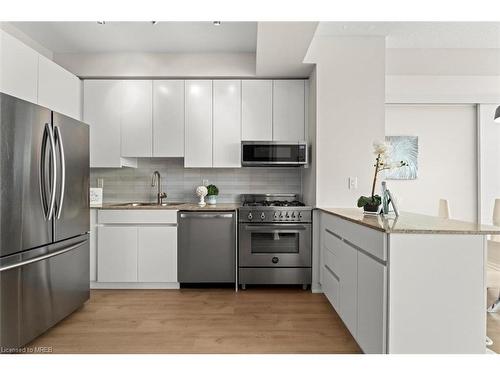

317,207,500,235
91,203,240,211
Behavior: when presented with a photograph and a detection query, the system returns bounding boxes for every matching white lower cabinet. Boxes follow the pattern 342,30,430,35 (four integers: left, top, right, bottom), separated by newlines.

356,251,386,354
337,240,358,336
138,226,177,282
97,226,138,282
95,210,178,287
320,212,386,353
90,210,98,282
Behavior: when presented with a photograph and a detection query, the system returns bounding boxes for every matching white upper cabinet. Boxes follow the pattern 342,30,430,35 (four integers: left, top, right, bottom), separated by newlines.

0,30,38,104
84,80,136,168
213,80,241,168
241,80,273,141
273,80,305,141
153,80,185,157
121,80,153,157
38,54,82,120
184,80,213,168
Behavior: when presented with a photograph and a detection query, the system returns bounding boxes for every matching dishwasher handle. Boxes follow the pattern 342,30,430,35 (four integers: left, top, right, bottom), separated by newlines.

179,212,234,219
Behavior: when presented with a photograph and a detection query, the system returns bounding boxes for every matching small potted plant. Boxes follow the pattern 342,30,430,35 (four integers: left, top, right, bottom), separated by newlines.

206,184,219,205
357,141,407,213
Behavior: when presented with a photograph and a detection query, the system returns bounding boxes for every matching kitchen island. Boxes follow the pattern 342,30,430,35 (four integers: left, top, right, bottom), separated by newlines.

316,208,500,354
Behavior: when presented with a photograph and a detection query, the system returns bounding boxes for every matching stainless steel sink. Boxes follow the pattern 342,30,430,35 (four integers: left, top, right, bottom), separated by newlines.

109,202,185,208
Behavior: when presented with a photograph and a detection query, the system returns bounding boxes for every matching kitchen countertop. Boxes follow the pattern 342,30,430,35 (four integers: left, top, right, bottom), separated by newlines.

317,207,500,234
91,202,240,211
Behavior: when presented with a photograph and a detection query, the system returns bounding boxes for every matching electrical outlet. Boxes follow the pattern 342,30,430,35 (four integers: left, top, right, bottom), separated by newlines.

348,177,358,190
202,179,209,186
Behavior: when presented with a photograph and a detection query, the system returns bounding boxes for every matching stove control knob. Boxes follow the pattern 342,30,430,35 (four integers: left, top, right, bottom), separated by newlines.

274,212,279,220
247,212,253,221
279,212,284,219
272,257,279,264
298,212,303,220
285,212,290,219
260,212,266,221
291,212,297,220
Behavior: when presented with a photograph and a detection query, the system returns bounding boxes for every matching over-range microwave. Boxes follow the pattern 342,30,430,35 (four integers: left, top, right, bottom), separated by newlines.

241,141,308,167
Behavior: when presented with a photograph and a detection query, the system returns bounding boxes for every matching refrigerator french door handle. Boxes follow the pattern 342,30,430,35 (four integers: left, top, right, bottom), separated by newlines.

39,124,50,218
46,124,57,220
54,125,65,220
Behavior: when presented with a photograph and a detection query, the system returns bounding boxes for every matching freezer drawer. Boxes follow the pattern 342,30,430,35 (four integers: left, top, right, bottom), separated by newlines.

178,211,236,283
0,235,89,351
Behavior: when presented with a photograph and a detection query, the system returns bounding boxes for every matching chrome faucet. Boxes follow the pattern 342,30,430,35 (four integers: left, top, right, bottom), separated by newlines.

151,171,167,205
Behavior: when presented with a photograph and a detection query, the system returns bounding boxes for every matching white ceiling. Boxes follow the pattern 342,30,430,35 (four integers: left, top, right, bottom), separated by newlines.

315,22,500,49
256,22,318,77
9,21,258,53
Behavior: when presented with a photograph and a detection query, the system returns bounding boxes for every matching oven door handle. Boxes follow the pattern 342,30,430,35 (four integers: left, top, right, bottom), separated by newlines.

243,225,308,231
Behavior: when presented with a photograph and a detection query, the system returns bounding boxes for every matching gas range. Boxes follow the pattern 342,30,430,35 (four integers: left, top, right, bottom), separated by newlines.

238,194,312,289
239,194,312,223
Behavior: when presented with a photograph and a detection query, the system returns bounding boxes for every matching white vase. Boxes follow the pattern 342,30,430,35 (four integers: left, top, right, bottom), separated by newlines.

206,195,217,205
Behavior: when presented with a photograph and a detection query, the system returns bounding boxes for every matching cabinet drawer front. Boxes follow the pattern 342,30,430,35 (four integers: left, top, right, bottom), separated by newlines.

322,213,386,261
322,243,340,280
98,210,178,224
322,263,340,312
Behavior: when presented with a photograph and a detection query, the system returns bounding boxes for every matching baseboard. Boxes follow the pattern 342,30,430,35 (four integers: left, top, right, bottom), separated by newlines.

90,282,180,289
311,283,323,294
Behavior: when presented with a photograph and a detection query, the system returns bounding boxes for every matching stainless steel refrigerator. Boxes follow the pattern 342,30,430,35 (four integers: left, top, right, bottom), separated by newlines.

0,93,90,351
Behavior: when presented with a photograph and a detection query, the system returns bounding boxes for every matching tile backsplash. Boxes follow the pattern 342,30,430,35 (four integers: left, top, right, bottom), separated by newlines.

90,158,302,204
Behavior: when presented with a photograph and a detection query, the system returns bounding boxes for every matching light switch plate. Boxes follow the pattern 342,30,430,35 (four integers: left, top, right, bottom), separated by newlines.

90,188,103,205
348,177,358,190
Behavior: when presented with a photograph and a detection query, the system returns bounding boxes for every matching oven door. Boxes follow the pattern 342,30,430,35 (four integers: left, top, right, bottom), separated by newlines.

239,223,311,267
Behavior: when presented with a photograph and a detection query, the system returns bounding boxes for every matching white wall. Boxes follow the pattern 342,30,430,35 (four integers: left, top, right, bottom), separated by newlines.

386,49,500,76
304,36,386,207
385,104,477,222
0,22,53,60
54,52,256,78
479,104,500,225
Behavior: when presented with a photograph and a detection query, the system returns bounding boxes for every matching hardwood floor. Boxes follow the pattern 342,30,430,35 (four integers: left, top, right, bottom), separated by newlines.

26,288,362,354
487,288,500,353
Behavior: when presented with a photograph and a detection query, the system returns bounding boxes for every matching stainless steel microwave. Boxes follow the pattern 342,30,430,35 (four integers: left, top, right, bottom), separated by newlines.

241,141,308,167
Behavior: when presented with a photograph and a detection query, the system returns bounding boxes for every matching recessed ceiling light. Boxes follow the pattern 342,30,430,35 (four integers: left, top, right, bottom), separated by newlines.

97,21,106,25
213,21,221,26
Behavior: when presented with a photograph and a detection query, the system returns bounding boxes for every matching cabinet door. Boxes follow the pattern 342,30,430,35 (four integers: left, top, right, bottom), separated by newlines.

337,241,358,336
137,226,177,282
357,251,387,354
241,80,272,141
213,80,241,167
84,80,123,168
273,80,305,141
38,55,82,120
0,30,38,103
121,80,153,157
184,80,213,167
97,226,138,282
153,80,184,157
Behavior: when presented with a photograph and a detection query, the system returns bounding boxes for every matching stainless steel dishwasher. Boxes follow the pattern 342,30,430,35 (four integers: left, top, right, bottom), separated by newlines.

178,211,236,284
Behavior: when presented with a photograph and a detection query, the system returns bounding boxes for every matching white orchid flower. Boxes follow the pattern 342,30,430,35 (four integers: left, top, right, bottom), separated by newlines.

373,141,391,155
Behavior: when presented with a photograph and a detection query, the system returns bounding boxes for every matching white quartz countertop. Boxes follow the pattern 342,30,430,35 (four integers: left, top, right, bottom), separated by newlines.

90,202,240,211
